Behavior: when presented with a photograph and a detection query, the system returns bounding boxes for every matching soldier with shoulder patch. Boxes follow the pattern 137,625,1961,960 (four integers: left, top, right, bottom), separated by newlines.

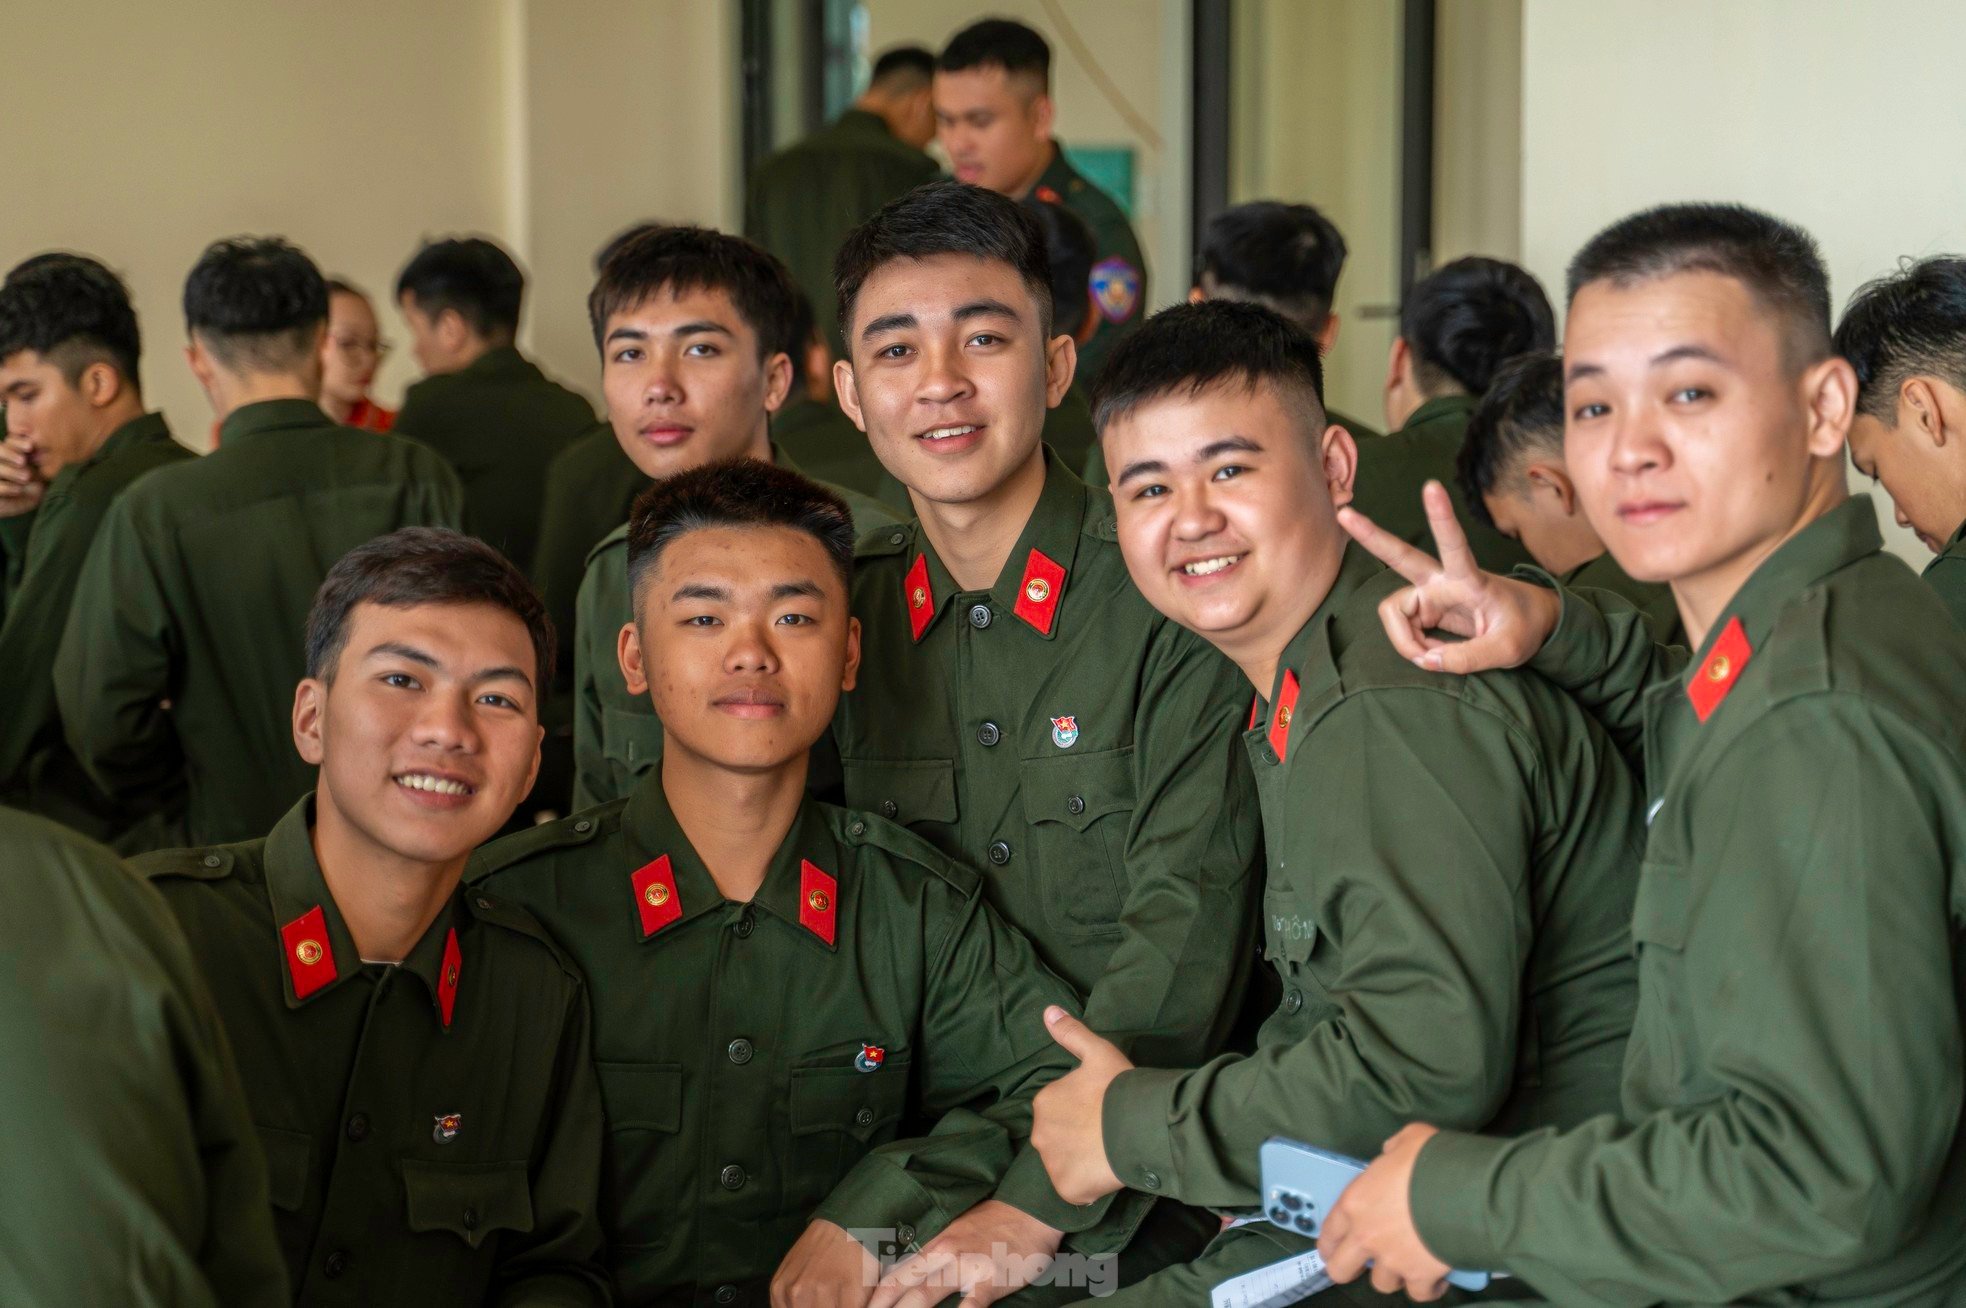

472,460,1093,1307
137,528,609,1306
1322,205,1966,1305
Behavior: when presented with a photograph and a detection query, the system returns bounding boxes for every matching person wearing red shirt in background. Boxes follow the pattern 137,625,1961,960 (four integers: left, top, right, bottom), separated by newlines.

320,277,395,432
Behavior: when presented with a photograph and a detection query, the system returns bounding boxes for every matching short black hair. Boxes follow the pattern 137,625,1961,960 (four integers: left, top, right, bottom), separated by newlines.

590,226,799,360
1198,202,1348,333
938,18,1050,89
1567,203,1831,366
594,221,669,274
1091,299,1326,438
0,253,142,387
1456,351,1566,530
395,237,524,341
183,236,329,373
1023,195,1097,334
835,179,1054,343
1834,256,1966,422
871,45,935,90
305,527,556,694
1400,257,1555,398
324,277,371,302
625,458,855,609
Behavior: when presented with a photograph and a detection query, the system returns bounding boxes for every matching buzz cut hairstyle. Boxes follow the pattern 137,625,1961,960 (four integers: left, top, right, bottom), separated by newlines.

1567,202,1832,367
1400,256,1557,399
182,236,329,374
1091,299,1327,440
1456,350,1566,531
870,45,936,90
588,225,800,362
395,236,524,341
304,527,556,693
834,179,1055,344
625,458,856,610
1834,256,1966,422
1198,201,1349,334
0,253,143,387
937,18,1051,91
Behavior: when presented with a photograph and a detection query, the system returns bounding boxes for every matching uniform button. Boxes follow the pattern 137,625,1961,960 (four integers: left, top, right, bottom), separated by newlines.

968,603,993,629
720,1164,747,1191
728,1038,755,1065
715,1287,739,1305
880,800,898,819
987,841,1012,866
977,721,1001,747
1141,1170,1161,1191
476,896,493,910
345,1113,370,1142
855,1107,876,1128
889,531,906,546
848,820,867,837
202,853,222,868
896,1224,916,1246
734,911,755,939
1066,794,1085,815
1282,989,1304,1014
462,1206,479,1231
323,1250,349,1279
574,819,592,833
1262,748,1279,766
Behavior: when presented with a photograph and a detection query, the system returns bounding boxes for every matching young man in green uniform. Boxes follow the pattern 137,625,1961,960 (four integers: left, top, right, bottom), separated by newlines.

1834,254,1966,625
1027,299,1642,1304
474,461,1099,1307
936,19,1146,386
394,235,596,569
570,227,896,809
746,45,941,361
1349,257,1551,575
0,254,192,844
829,180,1260,1290
0,807,288,1307
1457,350,1681,643
56,237,463,849
1322,204,1966,1305
140,528,609,1305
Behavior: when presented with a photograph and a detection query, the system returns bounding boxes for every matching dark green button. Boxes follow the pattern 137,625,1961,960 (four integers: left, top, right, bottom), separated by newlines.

968,604,993,629
881,799,898,819
715,1287,738,1305
987,841,1011,866
720,1164,747,1190
728,1038,754,1065
1066,795,1085,815
849,820,867,837
1141,1170,1161,1190
1282,989,1303,1014
978,721,1001,746
855,1107,875,1128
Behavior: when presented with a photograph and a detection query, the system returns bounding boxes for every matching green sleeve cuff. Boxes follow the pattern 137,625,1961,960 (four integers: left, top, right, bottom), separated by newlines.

992,1145,1112,1235
1100,1066,1184,1199
811,1154,950,1251
1408,1128,1511,1270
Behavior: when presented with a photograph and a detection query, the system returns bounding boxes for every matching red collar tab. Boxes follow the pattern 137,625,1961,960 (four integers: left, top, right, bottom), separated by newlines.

1247,694,1261,732
437,927,462,1028
799,859,838,946
1013,549,1067,635
1268,670,1301,762
904,553,935,642
280,905,338,1000
1687,616,1752,723
631,855,684,938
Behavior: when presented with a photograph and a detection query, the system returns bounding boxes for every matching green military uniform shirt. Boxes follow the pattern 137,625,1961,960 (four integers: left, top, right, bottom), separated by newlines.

55,398,464,849
394,344,597,569
0,411,191,844
1031,144,1148,388
571,447,899,810
0,807,288,1308
1082,405,1378,492
533,421,644,694
1350,395,1534,574
1411,497,1966,1305
745,107,941,359
1561,550,1683,646
1922,517,1966,628
472,776,1099,1305
140,797,610,1306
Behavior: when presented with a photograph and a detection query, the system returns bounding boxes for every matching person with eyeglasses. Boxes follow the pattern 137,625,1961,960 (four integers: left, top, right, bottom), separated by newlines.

320,277,396,432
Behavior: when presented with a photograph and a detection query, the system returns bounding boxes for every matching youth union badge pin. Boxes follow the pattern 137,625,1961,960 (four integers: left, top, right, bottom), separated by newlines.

855,1043,886,1073
433,1112,462,1144
1050,715,1080,749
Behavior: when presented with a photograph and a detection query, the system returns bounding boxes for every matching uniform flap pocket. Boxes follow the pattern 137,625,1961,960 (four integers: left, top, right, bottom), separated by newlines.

842,758,958,826
789,1058,912,1141
255,1124,313,1213
1019,747,1135,832
600,705,664,772
597,1060,684,1132
1630,859,1689,952
402,1159,534,1249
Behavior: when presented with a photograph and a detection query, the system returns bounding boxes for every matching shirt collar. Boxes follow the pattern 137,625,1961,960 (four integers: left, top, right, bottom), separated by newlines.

834,107,893,139
619,773,844,952
1929,517,1966,576
1033,140,1077,198
1398,393,1477,433
217,397,330,445
462,344,533,380
1252,543,1384,738
48,412,172,497
905,449,1089,642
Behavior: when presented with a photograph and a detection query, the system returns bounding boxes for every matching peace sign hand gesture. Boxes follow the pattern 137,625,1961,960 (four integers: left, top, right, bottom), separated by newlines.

1336,480,1563,675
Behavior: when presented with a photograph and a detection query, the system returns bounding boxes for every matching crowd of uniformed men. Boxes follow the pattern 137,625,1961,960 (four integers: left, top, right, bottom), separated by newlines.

3,15,1965,1308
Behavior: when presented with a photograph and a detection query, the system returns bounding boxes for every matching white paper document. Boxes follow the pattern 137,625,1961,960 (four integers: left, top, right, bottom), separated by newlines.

1209,1250,1332,1308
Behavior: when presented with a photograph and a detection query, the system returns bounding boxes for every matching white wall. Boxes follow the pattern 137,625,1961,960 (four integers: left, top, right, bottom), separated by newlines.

1520,0,1966,561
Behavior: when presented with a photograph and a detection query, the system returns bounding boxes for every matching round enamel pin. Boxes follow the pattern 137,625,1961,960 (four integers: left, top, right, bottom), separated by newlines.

644,883,670,908
433,1113,462,1143
855,1043,886,1073
294,939,323,966
1050,715,1079,749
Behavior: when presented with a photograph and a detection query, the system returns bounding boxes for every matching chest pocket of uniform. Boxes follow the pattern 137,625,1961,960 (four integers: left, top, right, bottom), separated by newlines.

402,1160,535,1249
595,1061,683,1251
1627,857,1697,1104
602,706,664,775
842,758,958,828
1021,747,1134,933
255,1124,313,1213
787,1055,914,1207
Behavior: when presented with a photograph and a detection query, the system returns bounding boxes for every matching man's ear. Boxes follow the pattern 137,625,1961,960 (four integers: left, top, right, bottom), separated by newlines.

80,360,125,410
618,622,650,698
1322,422,1358,509
185,338,217,391
1317,311,1341,356
293,678,327,766
1903,377,1948,449
1186,285,1206,305
762,350,795,415
832,359,867,432
1803,355,1858,460
436,307,473,355
841,615,862,694
1524,461,1579,516
1032,92,1056,141
1045,333,1079,407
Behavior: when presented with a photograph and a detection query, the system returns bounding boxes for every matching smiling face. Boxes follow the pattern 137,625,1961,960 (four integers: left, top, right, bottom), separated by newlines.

1105,378,1355,680
835,252,1070,509
1563,270,1852,615
601,285,789,481
621,524,859,774
295,600,543,871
